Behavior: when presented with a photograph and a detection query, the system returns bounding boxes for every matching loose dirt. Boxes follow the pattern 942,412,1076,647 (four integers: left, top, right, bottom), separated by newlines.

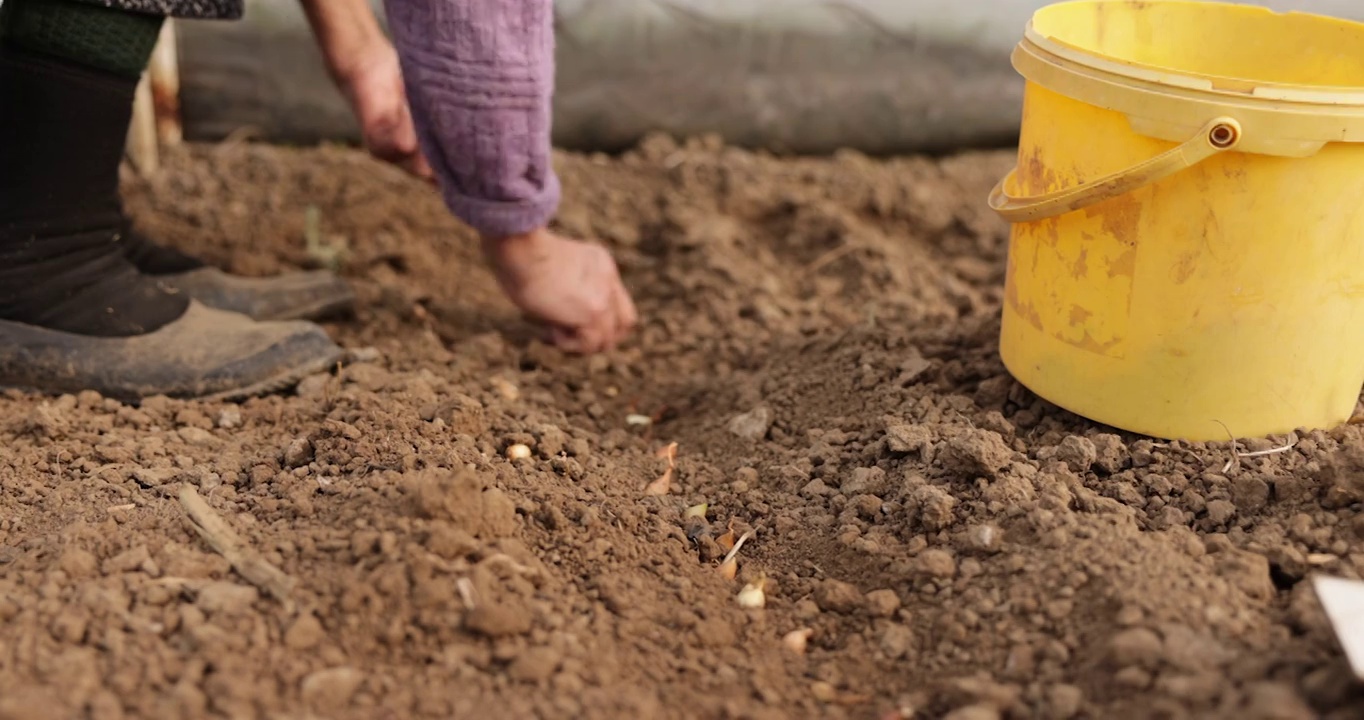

2,135,1362,719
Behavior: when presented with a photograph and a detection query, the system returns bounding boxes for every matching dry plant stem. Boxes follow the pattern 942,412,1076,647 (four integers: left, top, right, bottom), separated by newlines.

178,486,296,601
722,529,757,566
1238,441,1296,458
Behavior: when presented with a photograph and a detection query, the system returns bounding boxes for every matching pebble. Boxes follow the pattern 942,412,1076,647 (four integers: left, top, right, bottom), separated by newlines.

216,406,242,430
284,614,326,651
177,427,219,447
942,704,1001,720
1053,436,1097,473
885,422,933,453
132,467,178,488
507,647,562,684
813,579,863,614
465,605,533,637
865,589,901,618
1231,475,1271,512
939,430,1014,478
284,438,314,468
1242,682,1315,720
300,667,364,712
879,623,914,659
727,407,773,441
1205,499,1237,527
1107,627,1163,668
965,524,1002,553
915,549,958,578
1044,684,1083,719
196,581,259,616
1090,434,1127,473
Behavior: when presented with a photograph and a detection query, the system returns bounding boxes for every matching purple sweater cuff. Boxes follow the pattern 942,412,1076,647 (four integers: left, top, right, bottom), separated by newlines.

383,0,560,238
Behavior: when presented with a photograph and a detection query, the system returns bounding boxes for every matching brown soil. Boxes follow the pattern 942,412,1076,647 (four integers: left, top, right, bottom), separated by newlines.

2,135,1363,720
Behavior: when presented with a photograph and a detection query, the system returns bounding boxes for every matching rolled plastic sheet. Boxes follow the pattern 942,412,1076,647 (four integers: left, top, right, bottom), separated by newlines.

175,0,1364,154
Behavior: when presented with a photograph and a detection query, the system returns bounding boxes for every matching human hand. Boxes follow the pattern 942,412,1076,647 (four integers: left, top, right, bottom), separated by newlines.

483,229,638,354
337,44,433,181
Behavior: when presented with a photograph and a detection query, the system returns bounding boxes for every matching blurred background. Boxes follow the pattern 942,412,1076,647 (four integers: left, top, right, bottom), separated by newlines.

172,0,1364,156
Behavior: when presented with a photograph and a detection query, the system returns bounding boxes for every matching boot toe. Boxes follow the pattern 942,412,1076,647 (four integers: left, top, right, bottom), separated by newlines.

159,267,356,322
0,303,346,401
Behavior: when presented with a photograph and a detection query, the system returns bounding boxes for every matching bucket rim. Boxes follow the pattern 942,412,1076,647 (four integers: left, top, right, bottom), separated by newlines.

1024,0,1364,106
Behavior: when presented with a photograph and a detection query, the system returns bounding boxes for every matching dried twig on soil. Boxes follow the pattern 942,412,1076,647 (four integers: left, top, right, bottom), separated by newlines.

805,241,857,275
456,578,477,609
177,486,295,601
718,527,757,579
1238,440,1297,458
1213,422,1298,472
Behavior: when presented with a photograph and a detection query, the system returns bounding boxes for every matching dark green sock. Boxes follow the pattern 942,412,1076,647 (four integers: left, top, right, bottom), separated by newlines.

0,0,163,78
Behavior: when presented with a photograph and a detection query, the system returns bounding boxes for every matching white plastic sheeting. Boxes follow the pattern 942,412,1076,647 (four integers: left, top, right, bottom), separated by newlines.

175,0,1364,153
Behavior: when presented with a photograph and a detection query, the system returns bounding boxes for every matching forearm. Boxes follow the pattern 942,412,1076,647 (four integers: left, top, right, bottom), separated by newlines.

297,0,390,84
383,0,560,239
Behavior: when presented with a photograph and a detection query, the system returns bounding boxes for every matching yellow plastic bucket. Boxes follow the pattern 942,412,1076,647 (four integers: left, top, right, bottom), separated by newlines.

990,0,1364,441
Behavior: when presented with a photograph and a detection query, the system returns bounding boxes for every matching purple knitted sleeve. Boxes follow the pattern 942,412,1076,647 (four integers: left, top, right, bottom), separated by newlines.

382,0,560,238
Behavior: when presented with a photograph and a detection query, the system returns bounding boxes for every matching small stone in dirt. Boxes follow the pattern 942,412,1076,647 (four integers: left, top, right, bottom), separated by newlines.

216,406,242,430
284,613,326,651
727,407,772,441
915,549,957,579
885,421,933,454
965,524,1003,554
1053,436,1097,473
1231,475,1271,512
814,579,863,614
301,667,364,713
1044,684,1083,720
801,478,832,498
1204,499,1236,527
1241,682,1315,720
177,426,218,447
865,589,901,618
428,394,487,436
102,545,152,574
465,605,533,637
942,704,1001,720
938,429,1014,479
196,581,259,615
909,485,957,531
1266,545,1307,583
1217,549,1274,600
879,623,914,659
1107,627,1163,668
534,425,567,458
341,363,392,392
1113,666,1153,690
508,647,562,684
1090,434,1127,473
284,438,314,468
131,466,178,488
1317,446,1364,507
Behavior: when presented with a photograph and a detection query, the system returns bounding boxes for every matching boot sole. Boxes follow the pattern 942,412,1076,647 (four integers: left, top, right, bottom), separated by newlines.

200,347,344,402
0,303,347,403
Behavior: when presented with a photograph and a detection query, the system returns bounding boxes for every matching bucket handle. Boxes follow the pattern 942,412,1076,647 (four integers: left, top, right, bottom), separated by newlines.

988,117,1242,223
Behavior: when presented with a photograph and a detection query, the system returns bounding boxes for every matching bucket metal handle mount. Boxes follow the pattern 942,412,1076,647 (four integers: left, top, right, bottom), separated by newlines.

988,117,1243,223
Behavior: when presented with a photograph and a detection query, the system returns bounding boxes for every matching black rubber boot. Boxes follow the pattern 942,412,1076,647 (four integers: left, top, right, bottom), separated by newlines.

118,225,358,322
0,44,345,399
